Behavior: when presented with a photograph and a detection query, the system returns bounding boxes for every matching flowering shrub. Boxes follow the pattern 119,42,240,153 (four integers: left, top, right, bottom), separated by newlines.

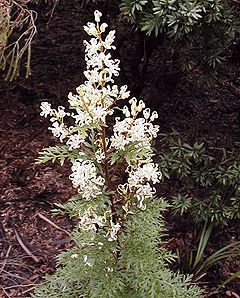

33,11,202,297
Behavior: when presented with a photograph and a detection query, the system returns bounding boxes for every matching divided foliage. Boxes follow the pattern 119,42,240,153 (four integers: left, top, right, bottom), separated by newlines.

33,198,202,298
33,11,203,297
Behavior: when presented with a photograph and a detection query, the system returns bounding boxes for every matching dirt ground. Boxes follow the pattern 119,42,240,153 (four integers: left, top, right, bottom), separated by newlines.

0,2,240,297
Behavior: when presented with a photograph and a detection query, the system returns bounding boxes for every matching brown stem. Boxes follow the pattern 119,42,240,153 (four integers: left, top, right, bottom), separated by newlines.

100,127,111,190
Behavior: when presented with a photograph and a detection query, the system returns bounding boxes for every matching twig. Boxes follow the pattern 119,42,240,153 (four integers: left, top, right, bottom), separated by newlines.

2,287,11,298
4,283,39,290
13,228,39,263
1,269,33,281
0,245,12,274
36,212,71,237
46,0,59,29
22,285,40,295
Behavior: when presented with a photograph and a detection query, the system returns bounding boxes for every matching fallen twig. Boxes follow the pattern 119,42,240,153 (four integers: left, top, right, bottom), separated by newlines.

36,211,71,237
0,245,12,274
13,228,39,263
2,287,11,298
22,285,40,295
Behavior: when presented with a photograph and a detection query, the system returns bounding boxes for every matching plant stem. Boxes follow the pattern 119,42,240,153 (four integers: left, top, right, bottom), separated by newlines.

100,127,111,190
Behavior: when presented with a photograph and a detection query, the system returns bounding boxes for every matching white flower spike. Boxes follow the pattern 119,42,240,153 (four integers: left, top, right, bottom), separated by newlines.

39,10,161,244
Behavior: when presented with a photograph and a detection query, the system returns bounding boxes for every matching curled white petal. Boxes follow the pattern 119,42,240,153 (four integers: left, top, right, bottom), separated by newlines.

40,102,52,118
94,10,102,23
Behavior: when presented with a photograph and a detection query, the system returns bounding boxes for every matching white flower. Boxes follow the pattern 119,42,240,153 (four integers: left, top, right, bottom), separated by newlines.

84,38,102,60
100,23,108,33
128,163,161,186
98,242,104,247
48,121,68,142
150,111,158,121
40,102,52,118
106,220,121,241
83,255,92,267
79,207,106,232
92,106,110,123
94,10,102,23
83,22,98,37
69,159,105,200
120,85,130,99
39,11,163,239
72,109,92,126
84,69,101,83
122,106,130,118
103,30,116,50
95,148,105,163
110,112,159,151
66,133,85,150
127,163,161,210
68,91,81,108
110,133,129,151
143,108,151,120
50,106,69,122
135,183,156,210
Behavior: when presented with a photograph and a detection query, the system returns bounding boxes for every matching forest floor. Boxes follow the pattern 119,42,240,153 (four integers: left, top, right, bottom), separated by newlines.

0,2,240,297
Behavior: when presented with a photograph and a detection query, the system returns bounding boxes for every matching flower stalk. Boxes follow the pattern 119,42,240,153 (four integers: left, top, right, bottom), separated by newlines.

34,10,203,298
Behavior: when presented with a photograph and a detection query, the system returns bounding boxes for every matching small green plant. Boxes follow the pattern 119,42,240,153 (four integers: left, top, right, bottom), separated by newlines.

32,11,202,298
158,133,240,225
176,223,240,283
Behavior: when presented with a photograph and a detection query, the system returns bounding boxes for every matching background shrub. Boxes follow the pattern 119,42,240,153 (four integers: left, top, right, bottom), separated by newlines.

120,0,240,74
158,133,240,225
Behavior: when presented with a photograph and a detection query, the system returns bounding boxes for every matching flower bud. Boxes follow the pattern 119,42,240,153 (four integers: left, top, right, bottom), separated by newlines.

100,23,108,33
143,108,151,120
94,10,102,23
123,105,130,118
150,111,158,121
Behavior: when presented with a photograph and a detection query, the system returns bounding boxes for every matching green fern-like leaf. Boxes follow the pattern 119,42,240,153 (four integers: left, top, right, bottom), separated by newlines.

36,145,79,165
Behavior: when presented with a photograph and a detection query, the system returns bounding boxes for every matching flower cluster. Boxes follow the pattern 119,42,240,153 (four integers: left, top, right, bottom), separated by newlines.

79,207,106,232
110,98,159,151
40,103,69,142
69,160,105,200
40,10,130,148
128,163,162,210
39,10,161,243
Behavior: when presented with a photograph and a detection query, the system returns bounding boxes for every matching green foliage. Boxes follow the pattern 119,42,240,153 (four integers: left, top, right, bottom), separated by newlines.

158,133,240,225
215,270,240,293
120,0,240,72
33,12,203,297
36,145,80,165
111,141,154,165
177,223,240,282
32,199,203,298
2,0,239,80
